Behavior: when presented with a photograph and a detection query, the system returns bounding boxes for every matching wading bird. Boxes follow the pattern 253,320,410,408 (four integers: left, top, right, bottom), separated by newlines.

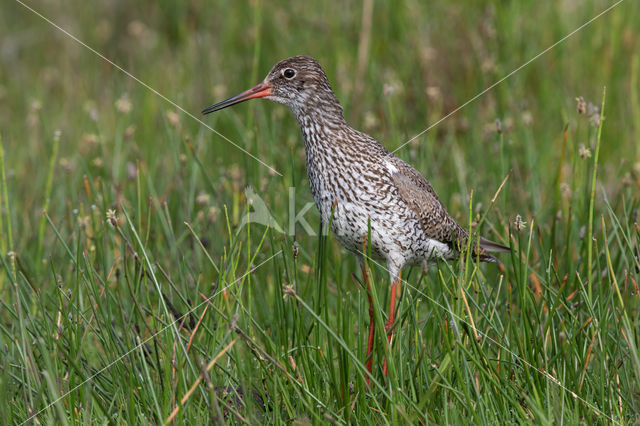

202,55,509,383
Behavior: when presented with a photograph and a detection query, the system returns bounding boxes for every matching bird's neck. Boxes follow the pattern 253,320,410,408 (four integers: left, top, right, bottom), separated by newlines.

288,87,345,131
293,98,346,126
292,94,348,148
296,107,346,130
295,107,348,153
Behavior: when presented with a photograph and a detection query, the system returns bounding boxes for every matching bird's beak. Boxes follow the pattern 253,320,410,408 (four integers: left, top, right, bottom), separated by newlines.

202,82,272,114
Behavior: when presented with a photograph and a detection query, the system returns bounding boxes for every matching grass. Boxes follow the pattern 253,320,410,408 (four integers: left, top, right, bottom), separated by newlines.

1,0,640,423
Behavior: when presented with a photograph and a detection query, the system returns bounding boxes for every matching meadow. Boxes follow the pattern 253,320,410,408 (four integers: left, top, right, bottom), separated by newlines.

1,0,639,423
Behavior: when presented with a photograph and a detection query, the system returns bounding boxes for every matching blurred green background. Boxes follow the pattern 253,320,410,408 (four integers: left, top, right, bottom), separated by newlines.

1,0,639,423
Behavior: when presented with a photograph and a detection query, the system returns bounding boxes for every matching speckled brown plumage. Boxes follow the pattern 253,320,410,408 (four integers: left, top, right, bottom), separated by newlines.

204,55,507,278
203,55,510,380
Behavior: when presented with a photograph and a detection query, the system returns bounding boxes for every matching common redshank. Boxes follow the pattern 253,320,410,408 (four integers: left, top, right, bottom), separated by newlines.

202,55,509,383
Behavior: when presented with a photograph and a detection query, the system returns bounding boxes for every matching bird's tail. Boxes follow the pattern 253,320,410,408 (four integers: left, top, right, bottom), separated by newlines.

475,237,510,262
479,237,510,253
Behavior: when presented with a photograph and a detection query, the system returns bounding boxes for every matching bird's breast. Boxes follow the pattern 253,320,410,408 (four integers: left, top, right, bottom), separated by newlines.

304,142,404,255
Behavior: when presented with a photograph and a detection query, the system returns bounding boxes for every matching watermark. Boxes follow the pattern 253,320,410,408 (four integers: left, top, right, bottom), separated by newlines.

240,186,327,236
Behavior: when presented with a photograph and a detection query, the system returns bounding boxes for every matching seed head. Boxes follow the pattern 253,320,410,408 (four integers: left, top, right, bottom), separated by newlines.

207,206,219,222
166,110,180,128
59,158,73,173
78,215,90,229
106,209,118,227
115,94,132,114
425,86,442,101
578,143,591,159
196,193,210,206
80,133,99,151
124,125,136,140
576,96,586,114
383,83,397,97
513,214,527,232
30,100,42,113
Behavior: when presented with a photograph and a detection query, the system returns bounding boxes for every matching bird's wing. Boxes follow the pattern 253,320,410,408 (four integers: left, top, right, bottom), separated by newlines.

388,155,509,260
387,155,464,247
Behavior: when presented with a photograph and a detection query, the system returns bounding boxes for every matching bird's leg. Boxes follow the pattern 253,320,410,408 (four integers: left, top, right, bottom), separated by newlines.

363,263,375,386
383,274,401,377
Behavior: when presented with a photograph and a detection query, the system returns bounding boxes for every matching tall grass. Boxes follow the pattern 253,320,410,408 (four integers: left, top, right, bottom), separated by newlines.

1,0,639,423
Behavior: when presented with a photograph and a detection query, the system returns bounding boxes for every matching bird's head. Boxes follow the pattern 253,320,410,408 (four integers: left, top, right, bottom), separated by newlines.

202,55,341,118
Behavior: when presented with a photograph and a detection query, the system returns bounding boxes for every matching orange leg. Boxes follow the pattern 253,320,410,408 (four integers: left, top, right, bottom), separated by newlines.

363,264,375,385
383,275,401,377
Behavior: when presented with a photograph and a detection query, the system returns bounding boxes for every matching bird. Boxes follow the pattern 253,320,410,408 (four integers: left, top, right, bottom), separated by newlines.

202,55,509,383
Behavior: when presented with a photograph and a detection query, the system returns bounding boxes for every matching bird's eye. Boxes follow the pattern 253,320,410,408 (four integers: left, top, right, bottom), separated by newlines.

283,68,296,79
